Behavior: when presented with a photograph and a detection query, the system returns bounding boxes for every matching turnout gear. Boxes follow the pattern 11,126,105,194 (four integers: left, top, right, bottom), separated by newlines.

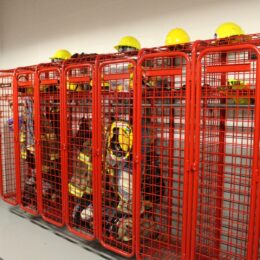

69,140,93,227
107,121,133,163
69,150,93,198
22,170,37,207
71,117,92,151
72,194,94,228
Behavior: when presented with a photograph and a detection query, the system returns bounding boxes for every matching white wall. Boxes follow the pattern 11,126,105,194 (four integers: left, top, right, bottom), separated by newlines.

0,0,259,69
0,0,3,58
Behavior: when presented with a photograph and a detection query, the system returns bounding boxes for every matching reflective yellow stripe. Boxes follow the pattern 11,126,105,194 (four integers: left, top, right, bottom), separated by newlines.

21,150,27,159
20,132,26,143
50,153,59,160
68,183,84,198
78,153,92,170
45,133,56,140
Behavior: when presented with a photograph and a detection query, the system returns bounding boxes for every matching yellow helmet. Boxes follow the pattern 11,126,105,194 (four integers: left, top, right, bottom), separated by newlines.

50,49,72,60
215,22,244,38
165,28,190,45
114,36,141,51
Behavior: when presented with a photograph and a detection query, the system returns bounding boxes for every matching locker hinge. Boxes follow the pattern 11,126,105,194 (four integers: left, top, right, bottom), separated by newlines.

135,156,139,164
256,169,260,182
191,162,197,172
95,149,100,156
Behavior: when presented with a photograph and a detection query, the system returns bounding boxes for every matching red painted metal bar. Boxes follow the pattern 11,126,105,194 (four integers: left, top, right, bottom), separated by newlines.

249,49,260,260
136,50,191,259
206,63,250,73
185,40,200,260
15,69,38,215
190,44,260,260
0,72,17,205
63,63,96,240
96,56,137,258
37,66,64,226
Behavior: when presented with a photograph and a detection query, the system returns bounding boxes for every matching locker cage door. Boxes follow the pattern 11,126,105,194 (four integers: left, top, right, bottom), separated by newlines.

191,45,260,259
0,72,17,205
136,52,191,259
97,58,137,257
36,67,64,226
14,70,38,215
64,63,96,240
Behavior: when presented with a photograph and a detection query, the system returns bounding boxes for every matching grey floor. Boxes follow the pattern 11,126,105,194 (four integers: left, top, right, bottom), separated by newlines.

0,200,104,260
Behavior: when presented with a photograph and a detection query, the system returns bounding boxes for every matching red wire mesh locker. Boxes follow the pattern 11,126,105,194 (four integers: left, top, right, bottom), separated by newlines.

36,65,64,226
63,56,97,240
96,52,138,257
0,70,17,205
136,47,191,259
190,42,260,259
14,68,38,214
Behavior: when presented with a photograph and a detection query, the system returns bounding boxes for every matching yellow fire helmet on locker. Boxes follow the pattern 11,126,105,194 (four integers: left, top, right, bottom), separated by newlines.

107,121,133,162
165,28,190,45
114,36,141,51
215,22,244,38
50,49,72,60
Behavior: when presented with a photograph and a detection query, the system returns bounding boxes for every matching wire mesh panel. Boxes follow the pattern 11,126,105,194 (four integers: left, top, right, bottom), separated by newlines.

37,67,63,226
191,45,260,259
96,56,137,257
15,70,38,214
64,63,96,239
136,50,191,259
0,71,17,205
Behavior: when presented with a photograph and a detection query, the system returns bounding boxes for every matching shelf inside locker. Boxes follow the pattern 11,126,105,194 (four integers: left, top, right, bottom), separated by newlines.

40,79,59,85
201,88,255,96
142,103,185,107
101,90,133,95
18,93,34,97
40,92,60,99
67,76,91,83
102,73,132,81
142,89,186,97
67,91,93,97
206,104,255,108
17,81,33,88
143,67,183,77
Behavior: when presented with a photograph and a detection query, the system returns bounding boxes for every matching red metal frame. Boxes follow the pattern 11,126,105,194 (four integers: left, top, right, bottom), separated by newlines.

190,43,260,260
0,70,17,205
36,65,64,226
14,68,38,215
63,62,97,240
96,53,137,257
136,49,191,259
1,33,260,259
